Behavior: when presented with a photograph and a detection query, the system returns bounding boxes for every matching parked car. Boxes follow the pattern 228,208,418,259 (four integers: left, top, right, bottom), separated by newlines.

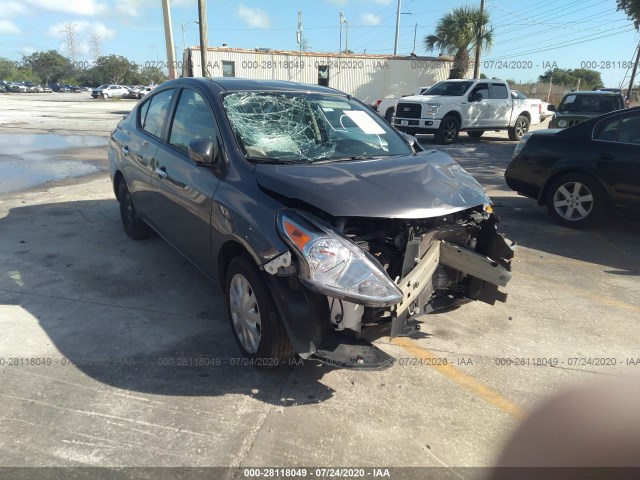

41,86,53,93
392,79,539,144
109,77,514,369
505,106,640,228
548,90,625,129
9,83,27,93
91,84,129,98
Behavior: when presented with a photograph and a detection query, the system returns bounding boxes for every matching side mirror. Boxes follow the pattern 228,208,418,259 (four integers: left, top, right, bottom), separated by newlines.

547,104,556,112
188,138,218,165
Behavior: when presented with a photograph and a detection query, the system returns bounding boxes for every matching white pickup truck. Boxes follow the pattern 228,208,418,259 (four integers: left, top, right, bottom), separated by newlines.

392,79,540,144
374,86,432,122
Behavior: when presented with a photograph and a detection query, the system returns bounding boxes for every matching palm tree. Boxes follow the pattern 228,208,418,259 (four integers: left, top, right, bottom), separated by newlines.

424,6,493,79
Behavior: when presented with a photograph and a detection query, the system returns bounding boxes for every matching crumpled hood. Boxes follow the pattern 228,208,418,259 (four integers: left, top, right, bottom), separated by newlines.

255,150,490,219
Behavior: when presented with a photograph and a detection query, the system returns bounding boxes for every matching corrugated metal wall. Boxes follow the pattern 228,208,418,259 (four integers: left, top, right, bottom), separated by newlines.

184,48,454,104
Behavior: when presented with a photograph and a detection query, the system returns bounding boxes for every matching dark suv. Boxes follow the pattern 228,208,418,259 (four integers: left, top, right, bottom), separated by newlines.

549,90,625,129
108,77,514,369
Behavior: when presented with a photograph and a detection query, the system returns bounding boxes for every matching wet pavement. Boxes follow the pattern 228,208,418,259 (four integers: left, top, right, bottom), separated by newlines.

0,134,107,193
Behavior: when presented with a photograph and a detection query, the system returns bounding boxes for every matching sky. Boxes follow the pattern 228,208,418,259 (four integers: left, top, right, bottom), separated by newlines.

0,0,637,88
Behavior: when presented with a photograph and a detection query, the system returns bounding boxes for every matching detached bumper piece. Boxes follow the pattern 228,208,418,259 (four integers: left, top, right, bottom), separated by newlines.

310,332,395,370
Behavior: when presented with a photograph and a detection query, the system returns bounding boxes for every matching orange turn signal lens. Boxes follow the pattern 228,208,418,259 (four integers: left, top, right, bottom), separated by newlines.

284,220,312,251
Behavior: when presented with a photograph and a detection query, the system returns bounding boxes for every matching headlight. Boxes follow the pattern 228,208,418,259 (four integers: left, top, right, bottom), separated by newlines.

425,103,441,115
277,210,403,307
558,119,567,128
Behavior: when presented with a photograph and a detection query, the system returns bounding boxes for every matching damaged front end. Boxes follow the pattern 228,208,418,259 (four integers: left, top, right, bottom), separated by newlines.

264,206,515,370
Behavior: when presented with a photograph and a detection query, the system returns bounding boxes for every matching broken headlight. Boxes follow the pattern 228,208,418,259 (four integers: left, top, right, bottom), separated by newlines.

276,210,403,308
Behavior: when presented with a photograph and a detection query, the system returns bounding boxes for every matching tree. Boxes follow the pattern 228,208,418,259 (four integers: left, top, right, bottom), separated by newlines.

424,6,493,79
617,0,640,29
83,55,139,85
138,66,167,85
22,50,72,85
538,68,603,90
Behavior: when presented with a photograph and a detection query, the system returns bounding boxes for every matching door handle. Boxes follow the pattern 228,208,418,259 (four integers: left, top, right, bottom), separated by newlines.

121,145,129,156
155,166,167,179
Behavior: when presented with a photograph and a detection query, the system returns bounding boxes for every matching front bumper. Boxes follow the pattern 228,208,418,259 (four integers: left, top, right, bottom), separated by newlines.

393,117,441,132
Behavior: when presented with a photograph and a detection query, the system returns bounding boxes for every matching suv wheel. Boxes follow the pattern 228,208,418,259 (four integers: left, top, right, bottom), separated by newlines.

226,256,293,367
545,173,605,228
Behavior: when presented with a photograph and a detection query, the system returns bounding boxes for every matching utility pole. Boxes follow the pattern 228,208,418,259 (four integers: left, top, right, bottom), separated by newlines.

198,0,209,77
547,76,553,103
393,0,401,55
473,0,485,78
339,12,344,54
161,0,177,79
627,41,640,103
297,11,303,54
411,23,417,56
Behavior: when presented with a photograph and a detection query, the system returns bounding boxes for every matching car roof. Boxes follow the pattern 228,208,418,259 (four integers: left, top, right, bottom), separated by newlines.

563,90,622,97
164,77,345,96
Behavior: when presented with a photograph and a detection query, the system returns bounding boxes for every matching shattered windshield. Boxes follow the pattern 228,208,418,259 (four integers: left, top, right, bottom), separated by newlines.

426,81,475,96
222,91,412,163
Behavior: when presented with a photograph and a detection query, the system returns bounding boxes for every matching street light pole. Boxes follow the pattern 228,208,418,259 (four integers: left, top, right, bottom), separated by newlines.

182,20,199,56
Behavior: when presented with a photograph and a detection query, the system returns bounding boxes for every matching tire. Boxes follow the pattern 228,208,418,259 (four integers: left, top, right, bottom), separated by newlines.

436,115,460,145
384,107,395,122
226,256,294,367
467,130,484,138
508,115,529,141
117,181,152,240
545,173,606,228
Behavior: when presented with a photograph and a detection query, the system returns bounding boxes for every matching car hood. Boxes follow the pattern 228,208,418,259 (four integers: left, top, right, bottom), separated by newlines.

255,150,490,219
399,94,457,103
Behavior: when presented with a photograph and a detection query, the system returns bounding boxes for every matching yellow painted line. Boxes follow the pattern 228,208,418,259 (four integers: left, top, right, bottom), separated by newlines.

516,271,640,315
391,337,525,420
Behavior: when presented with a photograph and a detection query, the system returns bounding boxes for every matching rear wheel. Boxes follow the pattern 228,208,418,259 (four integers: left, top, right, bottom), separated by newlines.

467,130,484,138
508,115,529,140
118,181,151,240
545,173,605,228
436,115,459,145
226,256,293,367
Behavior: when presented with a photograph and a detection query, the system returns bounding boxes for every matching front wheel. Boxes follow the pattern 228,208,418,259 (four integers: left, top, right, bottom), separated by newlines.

545,173,605,228
384,107,395,122
226,256,293,367
508,115,529,141
436,115,459,145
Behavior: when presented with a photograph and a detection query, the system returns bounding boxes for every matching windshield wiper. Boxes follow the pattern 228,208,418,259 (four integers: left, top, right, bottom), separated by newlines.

313,155,387,164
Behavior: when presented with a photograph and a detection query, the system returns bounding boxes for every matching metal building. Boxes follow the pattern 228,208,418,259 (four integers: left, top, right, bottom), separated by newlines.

182,47,455,104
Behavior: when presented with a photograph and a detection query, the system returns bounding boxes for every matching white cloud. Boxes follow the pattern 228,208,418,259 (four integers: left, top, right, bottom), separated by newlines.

236,4,271,28
327,0,350,5
23,0,107,16
370,0,393,5
0,2,27,18
0,20,22,35
20,46,36,56
361,13,382,26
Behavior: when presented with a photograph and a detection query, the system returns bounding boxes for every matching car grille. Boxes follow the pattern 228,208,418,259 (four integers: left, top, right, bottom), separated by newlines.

396,103,422,119
567,119,582,127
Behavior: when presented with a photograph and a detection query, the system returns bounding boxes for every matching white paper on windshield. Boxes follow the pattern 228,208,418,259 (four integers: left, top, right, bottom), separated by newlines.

344,110,386,134
564,95,576,104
